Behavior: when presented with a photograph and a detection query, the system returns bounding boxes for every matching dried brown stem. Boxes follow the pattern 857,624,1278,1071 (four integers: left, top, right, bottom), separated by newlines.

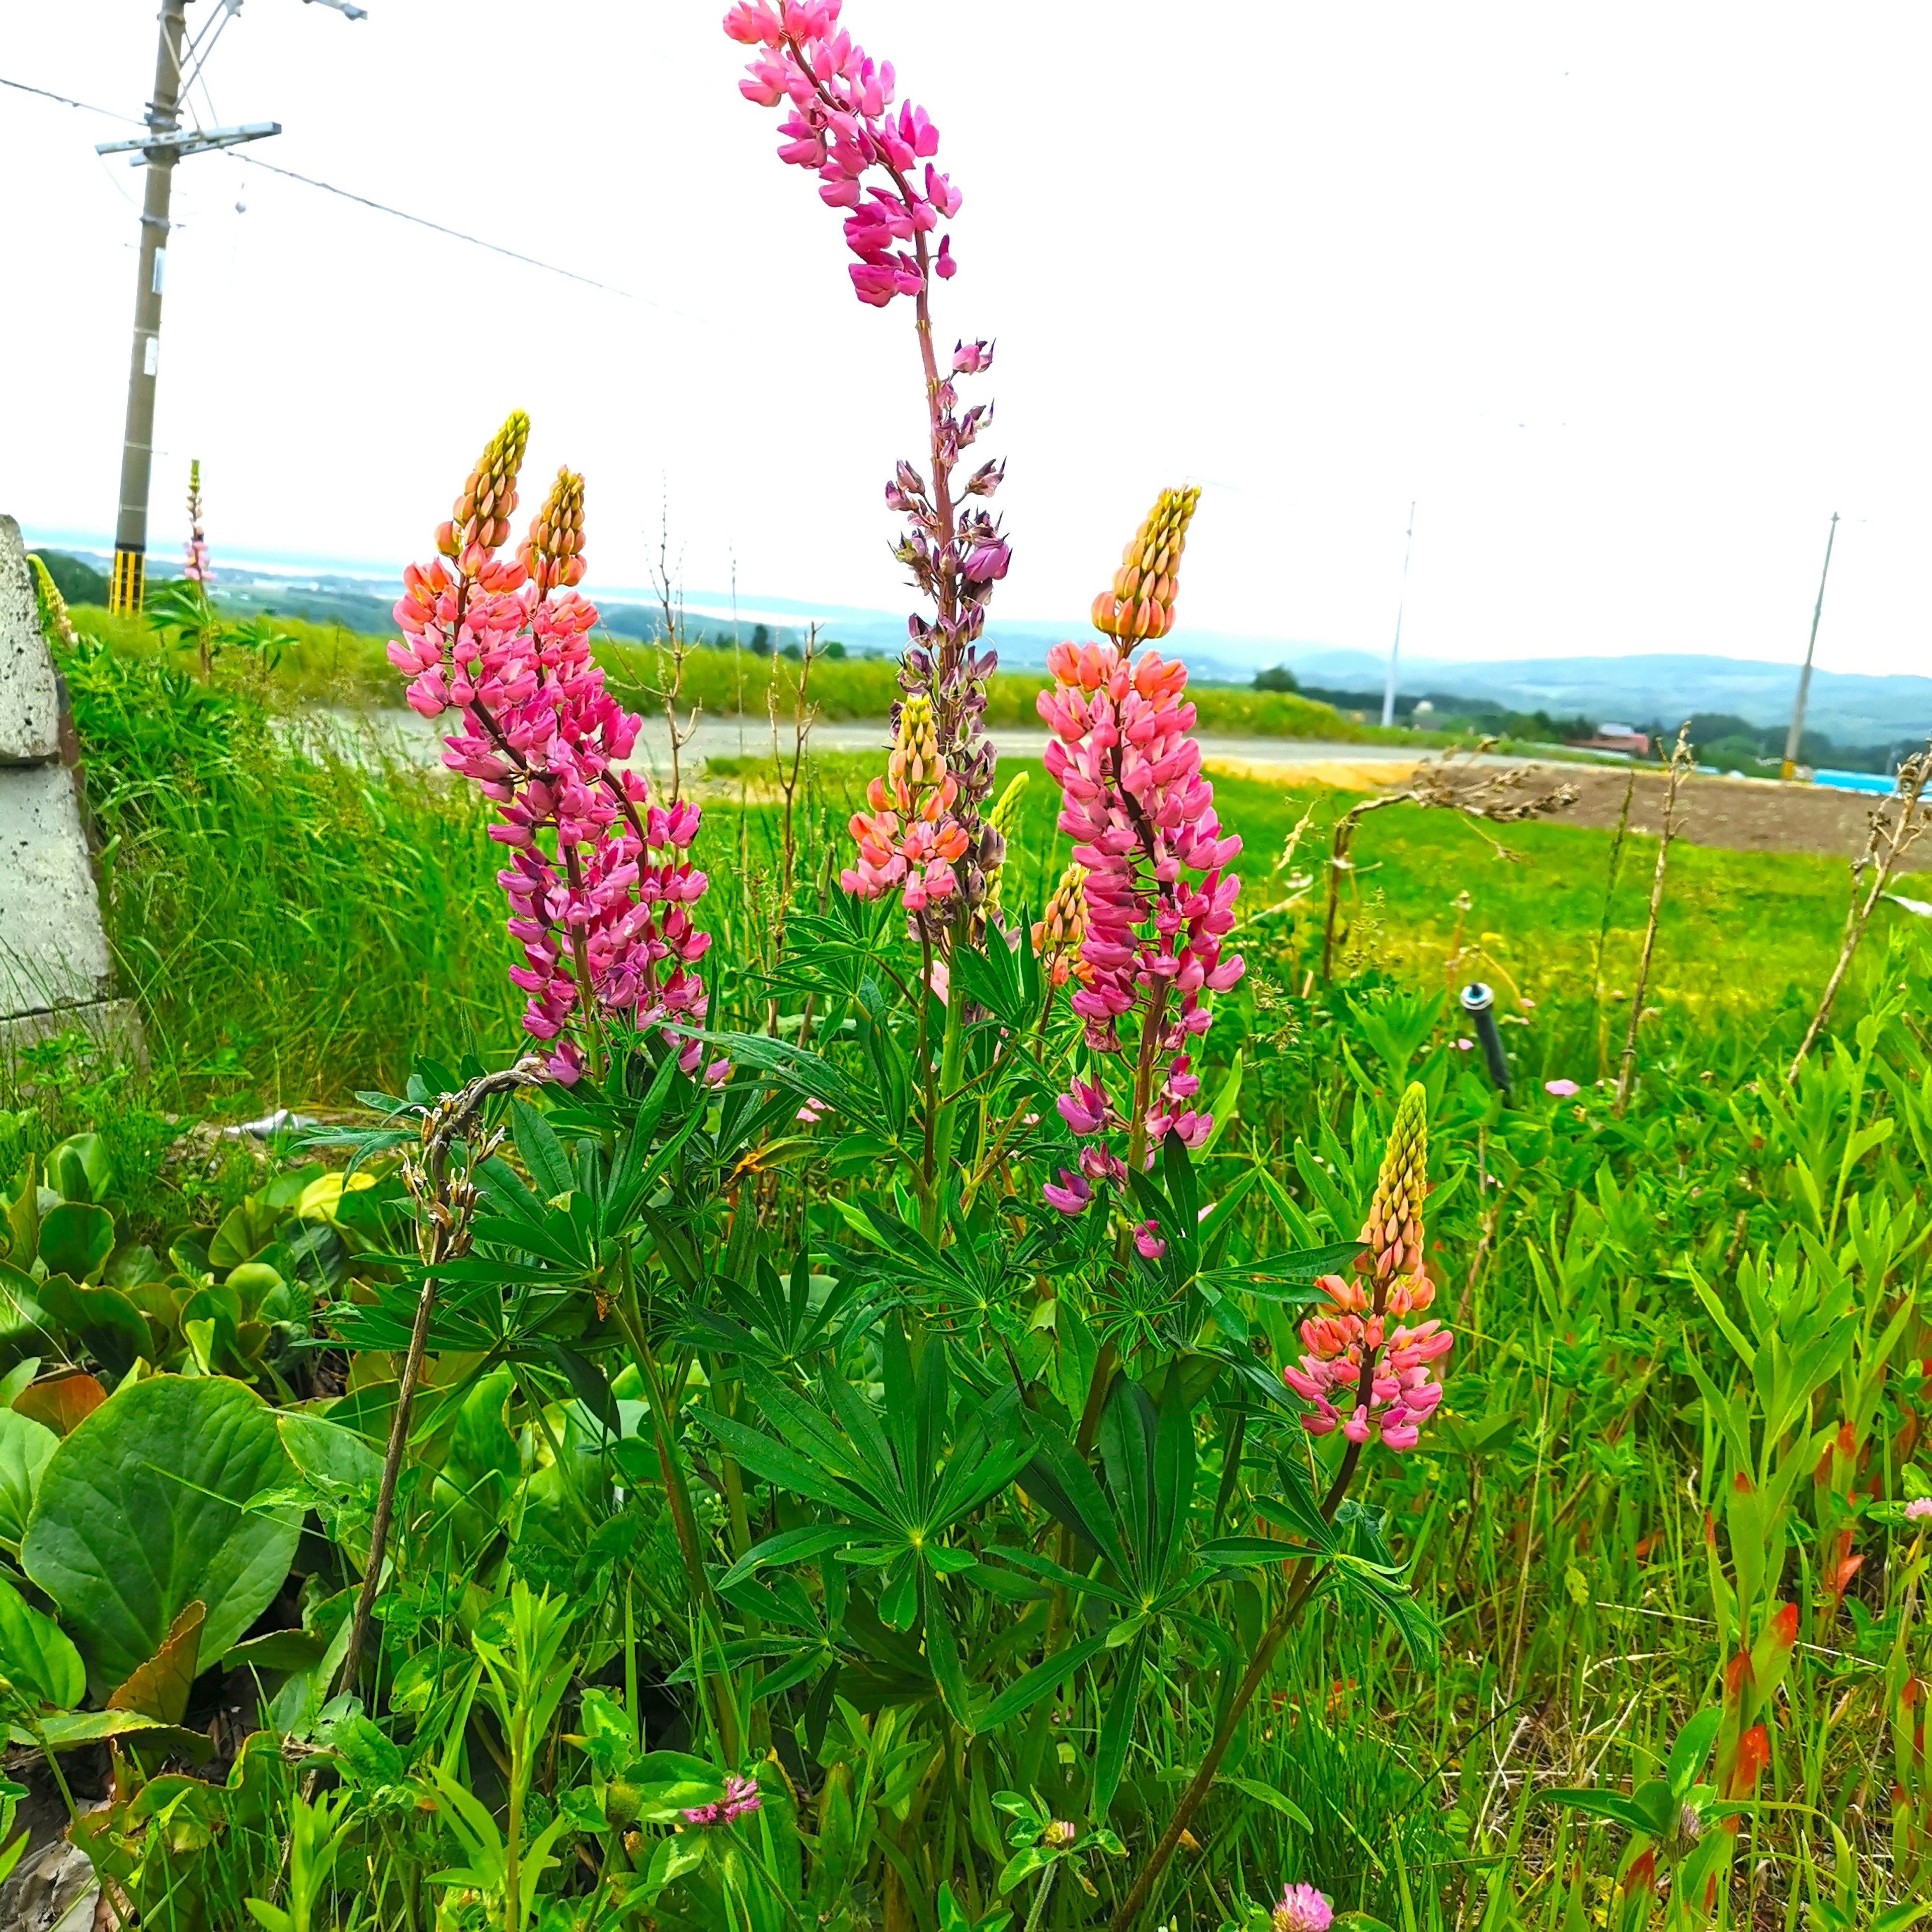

1788,745,1931,1081
1613,726,1695,1118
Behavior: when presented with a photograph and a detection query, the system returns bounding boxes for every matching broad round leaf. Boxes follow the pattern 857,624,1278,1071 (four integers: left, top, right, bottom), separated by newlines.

0,1407,57,1551
37,1204,115,1284
21,1374,301,1696
0,1576,85,1709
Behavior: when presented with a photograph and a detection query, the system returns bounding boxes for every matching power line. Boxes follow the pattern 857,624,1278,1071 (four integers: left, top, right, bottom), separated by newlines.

2,72,635,298
229,154,634,297
0,74,140,119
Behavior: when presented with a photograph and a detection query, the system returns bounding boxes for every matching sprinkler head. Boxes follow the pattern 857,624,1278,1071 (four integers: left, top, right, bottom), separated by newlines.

1459,982,1512,1101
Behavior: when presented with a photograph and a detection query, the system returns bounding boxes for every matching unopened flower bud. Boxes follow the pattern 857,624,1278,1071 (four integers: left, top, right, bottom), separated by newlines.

1041,1818,1076,1848
1091,485,1200,641
450,411,531,570
518,466,588,592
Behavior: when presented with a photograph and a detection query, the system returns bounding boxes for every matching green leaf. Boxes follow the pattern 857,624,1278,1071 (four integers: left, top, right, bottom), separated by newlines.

1667,1706,1724,1798
975,1635,1108,1733
36,1204,115,1284
47,1135,113,1207
1092,1628,1147,1813
0,1408,56,1552
1223,1775,1314,1830
1536,1788,1658,1834
22,1374,302,1696
0,1576,85,1708
35,1280,151,1379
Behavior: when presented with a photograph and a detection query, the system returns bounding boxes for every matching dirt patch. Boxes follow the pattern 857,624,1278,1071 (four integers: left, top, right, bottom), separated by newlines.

1513,765,1927,869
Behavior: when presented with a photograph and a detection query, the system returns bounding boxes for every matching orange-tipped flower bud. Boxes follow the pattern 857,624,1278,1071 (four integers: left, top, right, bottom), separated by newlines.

889,693,945,790
1092,486,1200,641
448,410,531,569
1032,860,1091,985
1364,1081,1429,1304
519,466,588,593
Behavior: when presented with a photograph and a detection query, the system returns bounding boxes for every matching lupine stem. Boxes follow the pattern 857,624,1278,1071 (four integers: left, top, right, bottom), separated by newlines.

1113,1287,1386,1929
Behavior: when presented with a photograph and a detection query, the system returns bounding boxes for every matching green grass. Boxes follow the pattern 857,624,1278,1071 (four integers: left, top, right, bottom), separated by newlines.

51,633,1862,1117
72,601,1518,749
18,633,1932,1926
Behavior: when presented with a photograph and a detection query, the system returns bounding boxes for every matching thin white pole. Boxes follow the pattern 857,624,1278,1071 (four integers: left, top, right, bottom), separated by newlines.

1382,502,1416,730
1781,511,1838,780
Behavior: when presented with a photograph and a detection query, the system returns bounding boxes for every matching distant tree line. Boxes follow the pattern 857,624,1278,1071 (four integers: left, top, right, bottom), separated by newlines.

1252,665,1915,775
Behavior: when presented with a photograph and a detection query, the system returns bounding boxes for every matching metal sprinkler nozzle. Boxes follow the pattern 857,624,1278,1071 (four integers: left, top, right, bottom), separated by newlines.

1459,982,1512,1102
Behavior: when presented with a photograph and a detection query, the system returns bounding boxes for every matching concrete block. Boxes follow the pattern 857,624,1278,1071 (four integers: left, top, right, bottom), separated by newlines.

0,761,113,1014
0,516,60,767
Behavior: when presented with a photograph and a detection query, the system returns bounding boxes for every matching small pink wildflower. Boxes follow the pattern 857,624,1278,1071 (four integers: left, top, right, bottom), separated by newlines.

683,1773,761,1827
1906,1496,1932,1521
1133,1219,1167,1260
1545,1078,1580,1098
1271,1882,1334,1932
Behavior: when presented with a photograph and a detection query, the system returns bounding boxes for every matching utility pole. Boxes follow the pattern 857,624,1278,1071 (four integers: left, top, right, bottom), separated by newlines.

101,0,362,614
107,0,189,614
1781,510,1838,781
1381,501,1415,730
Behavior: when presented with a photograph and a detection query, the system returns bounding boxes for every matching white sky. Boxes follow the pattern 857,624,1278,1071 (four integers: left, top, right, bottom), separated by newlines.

3,3,1928,673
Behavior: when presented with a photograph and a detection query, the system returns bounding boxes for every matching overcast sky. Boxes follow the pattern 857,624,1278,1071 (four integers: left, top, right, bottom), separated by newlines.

3,3,1928,673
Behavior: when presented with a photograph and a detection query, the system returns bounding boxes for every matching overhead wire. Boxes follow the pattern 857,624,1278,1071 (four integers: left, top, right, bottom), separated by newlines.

2,71,637,299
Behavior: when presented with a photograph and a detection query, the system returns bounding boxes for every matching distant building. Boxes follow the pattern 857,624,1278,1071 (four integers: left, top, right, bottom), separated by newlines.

1566,721,1651,756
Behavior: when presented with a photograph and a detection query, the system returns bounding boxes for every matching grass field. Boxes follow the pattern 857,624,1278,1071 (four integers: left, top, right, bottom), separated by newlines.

6,627,1925,1930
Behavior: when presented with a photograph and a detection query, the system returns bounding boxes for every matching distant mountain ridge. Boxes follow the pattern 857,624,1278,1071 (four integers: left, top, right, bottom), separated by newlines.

32,544,1927,745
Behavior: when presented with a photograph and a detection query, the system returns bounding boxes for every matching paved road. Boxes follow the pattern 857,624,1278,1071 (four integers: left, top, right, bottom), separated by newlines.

317,707,1443,777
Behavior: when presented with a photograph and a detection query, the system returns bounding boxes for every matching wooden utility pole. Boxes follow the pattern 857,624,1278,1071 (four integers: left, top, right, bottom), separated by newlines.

101,1,360,614
107,0,190,615
1781,511,1838,780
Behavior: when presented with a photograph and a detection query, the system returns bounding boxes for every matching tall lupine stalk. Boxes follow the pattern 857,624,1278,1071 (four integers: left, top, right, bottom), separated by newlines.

726,0,1010,929
1029,489,1248,1451
1112,1086,1446,1930
1036,494,1243,1211
182,459,212,585
387,416,716,1084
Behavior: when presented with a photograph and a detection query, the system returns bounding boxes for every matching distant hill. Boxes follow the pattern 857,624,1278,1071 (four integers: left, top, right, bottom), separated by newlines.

29,545,1926,747
1265,648,1931,748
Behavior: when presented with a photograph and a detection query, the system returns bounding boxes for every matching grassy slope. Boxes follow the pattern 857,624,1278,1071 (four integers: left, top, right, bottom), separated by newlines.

69,601,1489,745
56,625,1861,1112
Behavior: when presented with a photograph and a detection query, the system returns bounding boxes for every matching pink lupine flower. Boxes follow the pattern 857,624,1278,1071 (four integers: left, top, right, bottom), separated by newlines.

1034,524,1246,1205
840,693,972,932
1134,1220,1167,1260
729,4,1011,926
683,1773,762,1827
182,460,213,583
1044,1167,1093,1216
389,419,713,1083
1545,1078,1580,1097
1271,1883,1334,1932
1283,1084,1450,1455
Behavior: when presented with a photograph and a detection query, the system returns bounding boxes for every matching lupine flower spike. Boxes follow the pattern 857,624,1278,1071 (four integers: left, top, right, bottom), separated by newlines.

28,556,76,649
1037,487,1242,1209
727,2,1010,928
1283,1081,1452,1452
388,414,715,1083
841,693,971,917
183,459,212,584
